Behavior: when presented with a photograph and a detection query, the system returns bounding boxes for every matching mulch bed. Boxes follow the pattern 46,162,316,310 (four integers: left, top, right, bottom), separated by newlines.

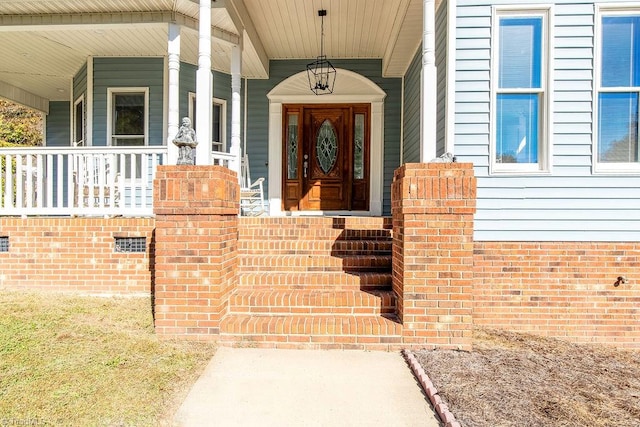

413,329,640,427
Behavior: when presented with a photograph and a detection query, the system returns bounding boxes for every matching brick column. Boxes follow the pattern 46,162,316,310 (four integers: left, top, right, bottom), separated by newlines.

153,165,239,339
391,163,476,349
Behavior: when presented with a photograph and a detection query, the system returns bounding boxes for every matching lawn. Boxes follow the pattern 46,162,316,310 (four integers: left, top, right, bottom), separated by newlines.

414,328,640,427
0,291,216,426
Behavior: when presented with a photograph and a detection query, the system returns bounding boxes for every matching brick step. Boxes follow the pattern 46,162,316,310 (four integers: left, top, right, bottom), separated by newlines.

239,254,392,272
240,216,392,231
228,289,396,316
219,314,403,350
238,239,391,256
238,272,392,291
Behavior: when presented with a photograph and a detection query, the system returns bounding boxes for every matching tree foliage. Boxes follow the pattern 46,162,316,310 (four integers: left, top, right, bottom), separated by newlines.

0,99,43,146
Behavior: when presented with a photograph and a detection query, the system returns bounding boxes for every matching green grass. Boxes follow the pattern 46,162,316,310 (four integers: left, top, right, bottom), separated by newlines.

0,291,216,426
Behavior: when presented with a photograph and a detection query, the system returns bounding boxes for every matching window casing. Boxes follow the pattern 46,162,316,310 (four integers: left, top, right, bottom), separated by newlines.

107,88,149,179
73,95,85,147
491,9,551,174
107,88,148,147
595,8,640,173
188,93,227,151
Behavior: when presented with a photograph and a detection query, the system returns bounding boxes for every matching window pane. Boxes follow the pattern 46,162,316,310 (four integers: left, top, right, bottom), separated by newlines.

353,114,364,180
496,94,540,163
287,114,298,179
213,103,222,143
499,17,542,89
602,16,640,87
113,94,144,136
598,92,639,162
316,120,338,174
74,101,84,145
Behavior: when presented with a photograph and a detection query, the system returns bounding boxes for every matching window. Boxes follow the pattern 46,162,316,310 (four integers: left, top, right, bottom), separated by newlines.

107,88,148,179
596,11,640,171
73,96,85,147
108,89,148,147
188,93,227,151
492,10,550,173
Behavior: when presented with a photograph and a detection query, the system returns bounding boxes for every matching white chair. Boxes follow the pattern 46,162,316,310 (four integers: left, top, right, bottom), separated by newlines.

74,156,121,208
240,154,265,216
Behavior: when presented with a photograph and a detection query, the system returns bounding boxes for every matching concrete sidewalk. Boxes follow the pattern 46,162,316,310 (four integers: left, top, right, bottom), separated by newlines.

173,347,442,427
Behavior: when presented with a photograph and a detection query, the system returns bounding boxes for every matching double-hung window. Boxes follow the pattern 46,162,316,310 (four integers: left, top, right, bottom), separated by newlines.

107,88,148,179
492,10,549,173
596,11,640,171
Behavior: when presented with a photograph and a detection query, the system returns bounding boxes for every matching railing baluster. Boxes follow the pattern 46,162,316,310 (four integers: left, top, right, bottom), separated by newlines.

0,146,173,216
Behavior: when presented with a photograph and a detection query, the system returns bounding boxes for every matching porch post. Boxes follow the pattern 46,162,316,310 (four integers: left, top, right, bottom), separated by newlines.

167,23,181,164
195,0,213,165
230,43,242,176
420,0,437,162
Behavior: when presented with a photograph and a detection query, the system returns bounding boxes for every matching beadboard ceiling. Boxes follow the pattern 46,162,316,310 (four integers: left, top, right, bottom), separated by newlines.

0,0,430,104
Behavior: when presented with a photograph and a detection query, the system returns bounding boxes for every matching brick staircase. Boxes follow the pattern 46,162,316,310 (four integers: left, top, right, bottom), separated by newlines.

220,217,403,349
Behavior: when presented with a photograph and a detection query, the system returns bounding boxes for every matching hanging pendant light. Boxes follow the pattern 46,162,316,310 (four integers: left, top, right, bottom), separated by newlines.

307,9,336,95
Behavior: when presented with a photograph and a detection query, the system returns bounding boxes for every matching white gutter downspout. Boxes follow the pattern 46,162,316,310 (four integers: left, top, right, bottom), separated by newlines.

420,0,437,162
167,22,181,164
195,0,213,165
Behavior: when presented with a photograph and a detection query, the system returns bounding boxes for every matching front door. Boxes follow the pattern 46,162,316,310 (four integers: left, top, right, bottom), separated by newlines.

282,104,370,211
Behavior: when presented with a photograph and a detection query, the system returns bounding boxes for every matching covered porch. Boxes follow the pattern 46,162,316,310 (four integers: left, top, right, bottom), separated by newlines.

0,0,442,219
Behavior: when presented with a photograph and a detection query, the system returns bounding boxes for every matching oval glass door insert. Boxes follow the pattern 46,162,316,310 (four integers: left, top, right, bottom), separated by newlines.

316,119,338,174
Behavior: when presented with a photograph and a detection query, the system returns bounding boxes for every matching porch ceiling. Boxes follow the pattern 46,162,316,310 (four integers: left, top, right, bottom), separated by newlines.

0,0,428,108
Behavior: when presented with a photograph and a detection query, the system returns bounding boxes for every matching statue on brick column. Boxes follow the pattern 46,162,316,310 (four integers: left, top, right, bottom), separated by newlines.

173,117,198,165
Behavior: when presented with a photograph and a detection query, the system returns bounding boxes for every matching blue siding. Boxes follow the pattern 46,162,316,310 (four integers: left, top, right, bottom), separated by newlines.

92,57,164,146
179,62,239,150
452,2,640,241
247,59,401,215
46,101,70,147
73,63,87,101
403,49,421,163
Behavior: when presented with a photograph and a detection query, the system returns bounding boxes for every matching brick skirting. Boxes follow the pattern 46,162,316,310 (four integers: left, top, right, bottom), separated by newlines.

473,241,640,348
0,217,154,294
1,164,639,349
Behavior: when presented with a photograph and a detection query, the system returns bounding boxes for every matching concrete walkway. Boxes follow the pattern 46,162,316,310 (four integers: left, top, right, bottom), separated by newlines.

173,347,442,427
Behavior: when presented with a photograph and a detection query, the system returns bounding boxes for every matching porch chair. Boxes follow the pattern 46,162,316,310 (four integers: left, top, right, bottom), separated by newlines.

74,158,121,209
240,154,265,216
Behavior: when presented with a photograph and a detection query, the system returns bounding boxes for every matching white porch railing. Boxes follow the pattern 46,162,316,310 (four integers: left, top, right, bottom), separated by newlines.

0,147,235,217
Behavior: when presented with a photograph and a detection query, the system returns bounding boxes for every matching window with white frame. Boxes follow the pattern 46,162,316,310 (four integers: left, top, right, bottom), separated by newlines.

107,88,148,178
188,92,227,151
596,11,640,171
492,10,549,173
73,95,85,147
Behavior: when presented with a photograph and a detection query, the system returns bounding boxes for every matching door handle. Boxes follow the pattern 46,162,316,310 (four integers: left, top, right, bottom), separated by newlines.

303,154,308,178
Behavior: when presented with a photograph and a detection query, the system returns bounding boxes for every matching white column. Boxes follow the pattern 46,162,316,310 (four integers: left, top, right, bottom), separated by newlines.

230,43,242,177
420,0,437,162
167,23,181,164
195,0,213,165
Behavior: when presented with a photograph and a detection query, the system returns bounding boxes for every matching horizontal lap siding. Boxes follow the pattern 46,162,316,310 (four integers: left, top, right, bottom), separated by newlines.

46,101,70,147
454,2,640,241
248,60,401,215
92,57,164,146
403,50,421,164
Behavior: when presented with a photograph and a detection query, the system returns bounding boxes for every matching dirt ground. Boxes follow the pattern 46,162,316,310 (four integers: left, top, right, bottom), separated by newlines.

413,329,640,427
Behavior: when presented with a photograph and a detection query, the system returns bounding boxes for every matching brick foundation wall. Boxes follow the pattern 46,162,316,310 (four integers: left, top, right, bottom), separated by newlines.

0,217,154,294
153,165,239,340
474,242,640,348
